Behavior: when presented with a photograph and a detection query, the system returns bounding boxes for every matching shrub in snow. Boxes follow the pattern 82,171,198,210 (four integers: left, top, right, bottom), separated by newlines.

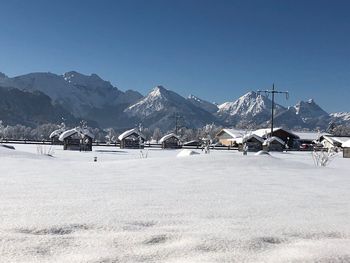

36,145,55,157
140,150,148,158
312,148,338,167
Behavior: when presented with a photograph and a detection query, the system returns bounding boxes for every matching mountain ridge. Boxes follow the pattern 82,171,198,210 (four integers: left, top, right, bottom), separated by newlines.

0,70,349,130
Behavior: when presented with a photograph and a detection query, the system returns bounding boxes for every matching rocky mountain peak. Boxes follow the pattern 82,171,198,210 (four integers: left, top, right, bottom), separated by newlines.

295,99,328,118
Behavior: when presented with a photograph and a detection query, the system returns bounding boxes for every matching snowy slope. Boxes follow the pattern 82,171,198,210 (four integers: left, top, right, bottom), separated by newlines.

295,99,328,121
187,94,218,113
330,112,350,126
0,71,142,127
0,87,77,127
1,144,350,262
217,91,286,126
0,71,142,116
125,86,220,129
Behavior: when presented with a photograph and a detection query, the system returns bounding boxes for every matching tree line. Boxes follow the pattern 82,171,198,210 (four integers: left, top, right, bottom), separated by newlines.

0,121,223,143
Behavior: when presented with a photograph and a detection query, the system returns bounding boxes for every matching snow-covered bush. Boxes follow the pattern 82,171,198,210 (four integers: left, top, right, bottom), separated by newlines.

140,150,148,158
36,145,55,157
312,148,338,167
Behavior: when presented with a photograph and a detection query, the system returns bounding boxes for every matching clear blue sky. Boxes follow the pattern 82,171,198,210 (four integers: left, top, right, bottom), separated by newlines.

1,0,350,112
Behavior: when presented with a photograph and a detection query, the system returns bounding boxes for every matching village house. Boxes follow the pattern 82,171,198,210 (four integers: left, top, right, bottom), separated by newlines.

49,129,63,145
342,140,350,158
118,128,146,149
58,127,94,151
215,129,243,146
237,134,264,152
159,133,181,149
253,128,300,149
318,135,350,150
263,136,286,151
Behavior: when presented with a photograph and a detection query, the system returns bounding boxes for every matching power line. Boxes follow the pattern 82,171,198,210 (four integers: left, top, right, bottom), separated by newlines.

174,113,183,135
257,84,289,137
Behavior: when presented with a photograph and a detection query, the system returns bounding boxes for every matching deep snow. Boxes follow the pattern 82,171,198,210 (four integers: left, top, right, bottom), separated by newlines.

0,144,350,262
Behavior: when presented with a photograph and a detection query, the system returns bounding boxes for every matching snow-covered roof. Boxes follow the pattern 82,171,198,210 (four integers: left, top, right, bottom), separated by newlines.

159,133,180,143
263,136,286,146
49,129,63,139
253,128,299,139
342,139,350,148
322,135,350,145
82,129,95,139
243,134,265,143
230,134,264,144
118,128,145,141
216,129,243,139
58,127,95,141
294,132,330,141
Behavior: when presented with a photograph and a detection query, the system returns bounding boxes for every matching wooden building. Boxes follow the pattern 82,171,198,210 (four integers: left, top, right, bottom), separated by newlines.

253,128,299,148
49,129,63,145
237,134,264,152
318,135,350,149
263,136,286,151
118,128,146,149
159,133,181,149
58,127,94,151
342,140,350,158
215,129,243,146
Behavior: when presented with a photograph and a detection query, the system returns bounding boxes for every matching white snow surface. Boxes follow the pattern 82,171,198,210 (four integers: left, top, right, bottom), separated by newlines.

176,149,200,157
1,145,350,262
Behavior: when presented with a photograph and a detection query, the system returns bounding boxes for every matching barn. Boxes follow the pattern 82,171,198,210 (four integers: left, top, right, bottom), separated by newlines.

253,128,299,149
159,133,181,149
237,134,264,152
118,128,146,149
58,127,94,151
263,136,286,152
49,129,63,145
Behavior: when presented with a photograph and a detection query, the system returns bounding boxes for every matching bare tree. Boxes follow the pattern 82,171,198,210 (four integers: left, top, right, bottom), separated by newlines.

312,148,338,167
152,128,162,142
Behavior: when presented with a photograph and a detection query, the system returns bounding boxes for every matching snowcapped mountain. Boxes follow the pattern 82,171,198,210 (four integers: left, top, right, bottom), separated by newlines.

1,69,350,131
287,99,330,129
330,112,350,126
271,106,311,129
0,86,77,127
217,91,285,126
125,86,220,130
187,94,218,113
294,99,328,120
0,71,142,128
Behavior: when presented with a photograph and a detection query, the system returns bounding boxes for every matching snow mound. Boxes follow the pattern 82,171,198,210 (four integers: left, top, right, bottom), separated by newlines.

255,150,270,156
177,149,200,157
0,144,15,150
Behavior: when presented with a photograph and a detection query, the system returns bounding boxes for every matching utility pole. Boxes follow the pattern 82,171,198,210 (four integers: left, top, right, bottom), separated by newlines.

138,123,143,149
174,113,182,135
257,84,289,137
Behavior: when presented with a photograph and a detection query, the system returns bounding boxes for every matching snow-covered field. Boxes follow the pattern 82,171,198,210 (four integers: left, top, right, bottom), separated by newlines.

1,144,350,262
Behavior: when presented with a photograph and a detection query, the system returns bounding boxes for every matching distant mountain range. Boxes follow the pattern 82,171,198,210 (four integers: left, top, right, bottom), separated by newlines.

0,71,349,131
